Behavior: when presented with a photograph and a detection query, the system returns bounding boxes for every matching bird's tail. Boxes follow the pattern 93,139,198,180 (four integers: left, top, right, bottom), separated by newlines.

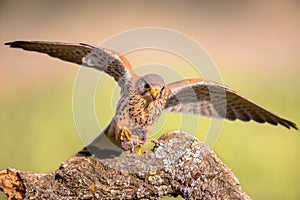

75,123,123,159
76,147,92,157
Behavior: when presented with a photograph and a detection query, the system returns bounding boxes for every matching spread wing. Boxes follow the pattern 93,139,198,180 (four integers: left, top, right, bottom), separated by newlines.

5,41,134,88
165,78,297,130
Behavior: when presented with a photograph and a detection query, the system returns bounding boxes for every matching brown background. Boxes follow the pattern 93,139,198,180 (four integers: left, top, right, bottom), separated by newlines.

1,1,299,199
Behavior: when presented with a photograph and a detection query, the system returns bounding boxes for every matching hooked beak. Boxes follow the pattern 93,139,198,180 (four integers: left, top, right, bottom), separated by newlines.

150,88,160,100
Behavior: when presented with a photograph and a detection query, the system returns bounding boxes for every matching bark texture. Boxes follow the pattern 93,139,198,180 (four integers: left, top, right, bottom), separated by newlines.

0,131,250,200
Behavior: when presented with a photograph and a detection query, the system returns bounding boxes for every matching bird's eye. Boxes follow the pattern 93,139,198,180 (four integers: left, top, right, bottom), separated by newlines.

144,83,150,89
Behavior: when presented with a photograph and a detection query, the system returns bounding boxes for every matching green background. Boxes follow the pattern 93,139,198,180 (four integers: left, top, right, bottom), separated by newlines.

1,1,299,199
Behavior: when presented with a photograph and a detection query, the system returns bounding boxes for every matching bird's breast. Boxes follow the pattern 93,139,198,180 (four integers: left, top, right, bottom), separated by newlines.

114,91,167,135
128,94,164,128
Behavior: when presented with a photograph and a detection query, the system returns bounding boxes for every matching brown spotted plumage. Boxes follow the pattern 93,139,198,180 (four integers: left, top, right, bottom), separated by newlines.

5,41,298,157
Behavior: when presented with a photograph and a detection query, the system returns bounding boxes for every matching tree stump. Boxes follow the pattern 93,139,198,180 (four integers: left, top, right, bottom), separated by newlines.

0,131,250,200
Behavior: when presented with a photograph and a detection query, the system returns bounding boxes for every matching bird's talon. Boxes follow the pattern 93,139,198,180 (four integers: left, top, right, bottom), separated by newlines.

136,145,142,155
120,127,131,141
120,134,124,141
124,131,131,141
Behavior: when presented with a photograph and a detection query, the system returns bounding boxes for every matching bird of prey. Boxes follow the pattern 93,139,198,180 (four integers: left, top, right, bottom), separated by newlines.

5,41,298,157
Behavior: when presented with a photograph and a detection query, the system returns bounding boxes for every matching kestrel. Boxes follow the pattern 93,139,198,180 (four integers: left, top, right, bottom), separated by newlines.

5,41,298,157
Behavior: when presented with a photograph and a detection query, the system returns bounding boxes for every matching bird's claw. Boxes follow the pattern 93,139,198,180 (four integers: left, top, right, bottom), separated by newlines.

136,145,142,155
119,127,147,154
119,127,131,141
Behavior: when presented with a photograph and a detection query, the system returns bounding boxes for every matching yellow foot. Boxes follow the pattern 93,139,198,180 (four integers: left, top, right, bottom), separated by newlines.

136,145,142,155
119,127,131,141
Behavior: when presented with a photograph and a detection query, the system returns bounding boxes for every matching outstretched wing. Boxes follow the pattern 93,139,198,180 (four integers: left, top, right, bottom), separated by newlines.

165,78,297,130
5,41,134,87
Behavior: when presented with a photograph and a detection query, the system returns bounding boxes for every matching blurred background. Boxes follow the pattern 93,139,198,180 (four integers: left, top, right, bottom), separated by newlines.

0,1,299,199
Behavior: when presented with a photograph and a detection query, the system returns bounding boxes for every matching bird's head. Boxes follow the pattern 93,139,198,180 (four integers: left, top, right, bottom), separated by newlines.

136,74,166,101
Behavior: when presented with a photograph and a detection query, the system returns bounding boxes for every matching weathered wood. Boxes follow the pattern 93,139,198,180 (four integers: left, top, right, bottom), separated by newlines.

0,131,250,200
